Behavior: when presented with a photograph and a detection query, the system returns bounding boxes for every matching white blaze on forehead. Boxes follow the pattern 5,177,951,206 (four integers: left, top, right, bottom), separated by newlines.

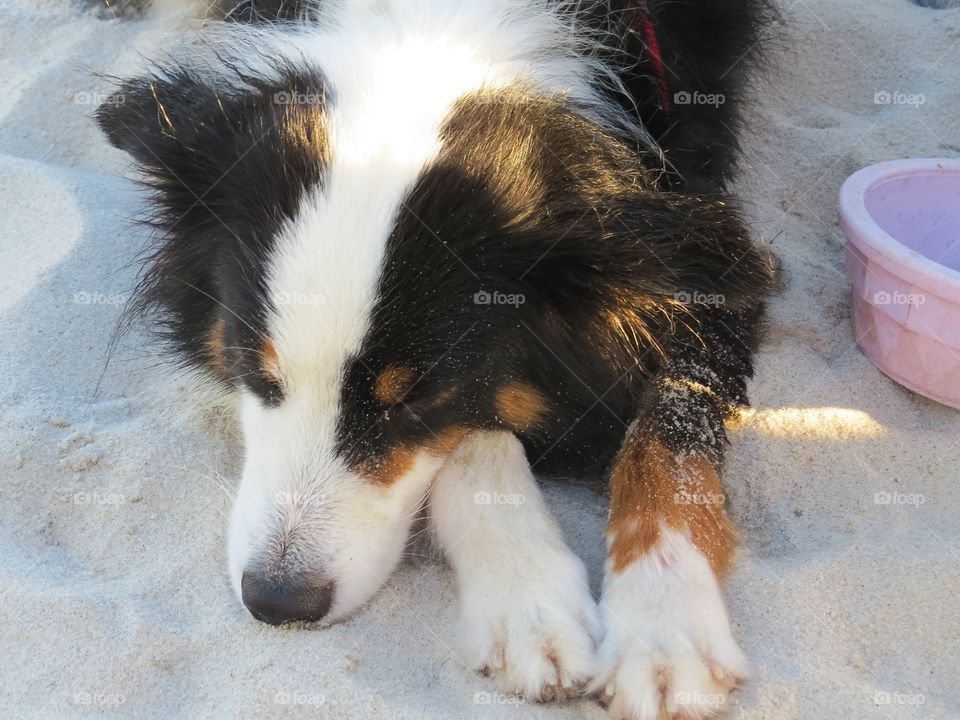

265,16,517,396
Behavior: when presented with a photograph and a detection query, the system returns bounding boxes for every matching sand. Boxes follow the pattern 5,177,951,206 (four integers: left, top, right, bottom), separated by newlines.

1,0,958,718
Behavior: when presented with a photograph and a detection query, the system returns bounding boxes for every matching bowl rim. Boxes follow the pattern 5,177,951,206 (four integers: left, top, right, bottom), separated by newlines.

839,158,960,298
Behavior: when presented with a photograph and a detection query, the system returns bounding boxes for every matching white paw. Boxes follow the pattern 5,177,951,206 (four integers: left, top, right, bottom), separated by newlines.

591,529,748,720
457,546,601,702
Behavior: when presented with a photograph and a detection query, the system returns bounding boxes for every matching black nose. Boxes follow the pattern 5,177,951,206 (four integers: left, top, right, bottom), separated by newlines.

241,571,335,625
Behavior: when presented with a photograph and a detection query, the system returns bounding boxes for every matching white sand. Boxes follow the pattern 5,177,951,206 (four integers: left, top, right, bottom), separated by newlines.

1,1,958,718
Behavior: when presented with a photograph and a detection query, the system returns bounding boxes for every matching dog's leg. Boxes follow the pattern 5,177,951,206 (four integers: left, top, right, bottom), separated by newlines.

593,419,746,719
430,430,601,701
593,311,757,719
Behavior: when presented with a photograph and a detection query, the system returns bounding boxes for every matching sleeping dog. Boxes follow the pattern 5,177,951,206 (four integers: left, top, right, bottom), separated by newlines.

96,1,775,717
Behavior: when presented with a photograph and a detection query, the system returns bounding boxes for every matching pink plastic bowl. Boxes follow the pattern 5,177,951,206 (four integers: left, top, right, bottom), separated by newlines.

840,158,960,410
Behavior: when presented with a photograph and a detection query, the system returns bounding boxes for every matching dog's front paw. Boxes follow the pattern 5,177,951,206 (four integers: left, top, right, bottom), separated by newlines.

594,629,746,720
591,531,748,719
457,548,601,702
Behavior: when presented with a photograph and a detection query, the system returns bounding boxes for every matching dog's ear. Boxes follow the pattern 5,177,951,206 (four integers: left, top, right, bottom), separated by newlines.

94,66,330,198
95,72,220,169
503,185,775,398
94,66,330,235
518,190,776,316
96,65,331,374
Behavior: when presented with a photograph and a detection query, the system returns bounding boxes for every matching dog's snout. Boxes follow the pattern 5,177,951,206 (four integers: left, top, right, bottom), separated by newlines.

241,571,335,625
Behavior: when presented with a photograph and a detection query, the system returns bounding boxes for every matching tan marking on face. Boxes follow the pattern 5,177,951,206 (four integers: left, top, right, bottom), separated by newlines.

357,446,416,487
205,317,229,379
425,426,468,456
260,338,281,384
356,427,468,487
607,428,736,576
495,381,549,432
374,365,417,406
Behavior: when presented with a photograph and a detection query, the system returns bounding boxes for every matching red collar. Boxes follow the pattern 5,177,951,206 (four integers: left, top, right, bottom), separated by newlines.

626,3,671,114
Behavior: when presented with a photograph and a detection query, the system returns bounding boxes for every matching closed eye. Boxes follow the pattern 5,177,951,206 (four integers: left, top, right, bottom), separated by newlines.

396,386,458,418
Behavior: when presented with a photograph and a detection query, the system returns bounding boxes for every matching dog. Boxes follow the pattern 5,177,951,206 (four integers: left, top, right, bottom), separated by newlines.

96,0,775,717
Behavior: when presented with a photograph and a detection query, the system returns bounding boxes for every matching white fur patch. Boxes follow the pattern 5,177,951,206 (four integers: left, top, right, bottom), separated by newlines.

430,431,601,700
592,527,748,720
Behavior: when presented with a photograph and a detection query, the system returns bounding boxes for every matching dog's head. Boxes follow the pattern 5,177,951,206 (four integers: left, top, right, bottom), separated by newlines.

97,32,768,624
